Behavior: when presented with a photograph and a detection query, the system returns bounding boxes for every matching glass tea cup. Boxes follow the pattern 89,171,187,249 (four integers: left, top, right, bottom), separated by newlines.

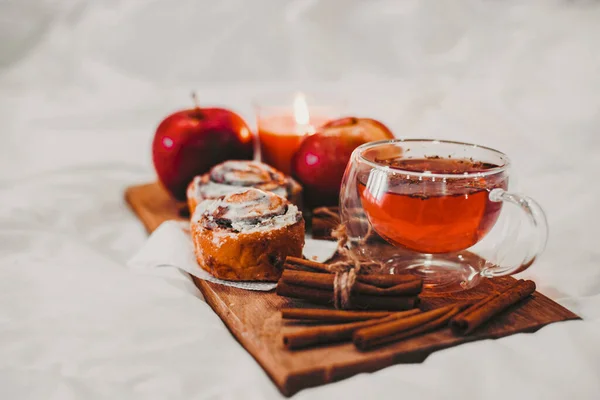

339,139,548,292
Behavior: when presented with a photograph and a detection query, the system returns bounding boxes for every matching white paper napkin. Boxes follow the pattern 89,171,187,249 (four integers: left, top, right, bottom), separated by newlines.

127,220,338,291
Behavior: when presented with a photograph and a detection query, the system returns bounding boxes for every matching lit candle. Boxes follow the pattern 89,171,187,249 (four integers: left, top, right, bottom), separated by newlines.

256,93,334,175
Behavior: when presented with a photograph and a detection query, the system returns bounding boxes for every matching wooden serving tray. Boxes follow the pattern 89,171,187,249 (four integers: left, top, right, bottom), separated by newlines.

125,182,580,397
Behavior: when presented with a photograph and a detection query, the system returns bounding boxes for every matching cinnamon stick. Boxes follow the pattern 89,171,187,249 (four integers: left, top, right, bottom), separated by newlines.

283,309,421,350
282,308,393,322
276,281,419,311
450,279,536,335
353,305,466,351
280,269,422,296
283,258,423,288
282,263,312,272
358,274,421,288
285,257,332,273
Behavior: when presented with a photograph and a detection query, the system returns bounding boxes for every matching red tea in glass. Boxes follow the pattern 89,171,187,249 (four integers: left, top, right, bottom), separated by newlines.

340,139,548,292
358,157,508,253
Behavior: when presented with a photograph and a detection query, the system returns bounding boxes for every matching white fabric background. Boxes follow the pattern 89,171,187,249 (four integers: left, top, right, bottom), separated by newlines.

0,0,599,398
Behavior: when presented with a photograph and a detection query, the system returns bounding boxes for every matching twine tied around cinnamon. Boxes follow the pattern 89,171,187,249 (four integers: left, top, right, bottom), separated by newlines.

327,224,383,309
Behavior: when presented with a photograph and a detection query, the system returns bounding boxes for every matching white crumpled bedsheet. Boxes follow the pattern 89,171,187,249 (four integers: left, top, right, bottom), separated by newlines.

1,0,599,399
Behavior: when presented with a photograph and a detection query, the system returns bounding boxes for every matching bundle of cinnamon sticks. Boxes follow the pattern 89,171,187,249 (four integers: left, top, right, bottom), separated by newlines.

280,278,536,351
276,257,423,310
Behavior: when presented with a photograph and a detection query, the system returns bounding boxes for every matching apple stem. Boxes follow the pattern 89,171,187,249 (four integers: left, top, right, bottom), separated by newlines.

191,91,200,109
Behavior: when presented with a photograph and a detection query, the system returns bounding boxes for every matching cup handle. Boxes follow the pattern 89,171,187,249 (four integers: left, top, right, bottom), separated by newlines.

480,188,549,278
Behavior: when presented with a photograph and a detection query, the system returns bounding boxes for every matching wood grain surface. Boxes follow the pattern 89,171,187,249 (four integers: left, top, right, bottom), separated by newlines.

125,182,580,397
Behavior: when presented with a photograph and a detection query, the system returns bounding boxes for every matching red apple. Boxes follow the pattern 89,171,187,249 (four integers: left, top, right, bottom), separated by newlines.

321,117,394,142
291,117,394,208
152,98,254,200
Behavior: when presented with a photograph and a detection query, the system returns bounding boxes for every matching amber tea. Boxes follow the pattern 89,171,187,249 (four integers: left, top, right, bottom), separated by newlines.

359,157,508,254
342,139,547,291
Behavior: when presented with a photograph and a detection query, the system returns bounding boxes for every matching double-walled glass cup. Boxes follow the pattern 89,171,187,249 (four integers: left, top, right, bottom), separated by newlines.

340,139,548,292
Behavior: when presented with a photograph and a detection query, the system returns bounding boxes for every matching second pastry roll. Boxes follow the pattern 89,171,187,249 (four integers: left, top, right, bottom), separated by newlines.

187,160,302,214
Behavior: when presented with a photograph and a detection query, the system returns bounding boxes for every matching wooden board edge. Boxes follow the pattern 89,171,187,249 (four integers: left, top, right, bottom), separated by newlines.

192,278,291,396
124,186,152,233
527,290,582,321
279,311,581,396
192,274,581,397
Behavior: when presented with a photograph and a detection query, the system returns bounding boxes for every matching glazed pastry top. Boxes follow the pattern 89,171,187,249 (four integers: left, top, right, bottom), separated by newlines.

193,188,302,234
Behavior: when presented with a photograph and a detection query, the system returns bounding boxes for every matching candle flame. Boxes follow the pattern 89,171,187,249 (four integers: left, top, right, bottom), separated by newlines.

293,92,310,125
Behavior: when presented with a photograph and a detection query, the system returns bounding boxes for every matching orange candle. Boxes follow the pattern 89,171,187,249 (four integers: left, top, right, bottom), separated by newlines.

257,93,333,175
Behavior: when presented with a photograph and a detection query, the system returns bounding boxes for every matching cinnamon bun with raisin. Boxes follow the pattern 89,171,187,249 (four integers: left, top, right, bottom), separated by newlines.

186,160,302,214
191,188,305,281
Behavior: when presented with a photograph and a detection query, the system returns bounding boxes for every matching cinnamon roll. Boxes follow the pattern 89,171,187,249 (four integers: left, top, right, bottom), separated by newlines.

191,188,305,281
186,160,302,214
